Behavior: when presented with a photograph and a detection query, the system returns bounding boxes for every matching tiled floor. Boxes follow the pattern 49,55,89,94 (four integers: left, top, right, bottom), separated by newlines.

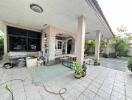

0,64,132,100
100,58,128,72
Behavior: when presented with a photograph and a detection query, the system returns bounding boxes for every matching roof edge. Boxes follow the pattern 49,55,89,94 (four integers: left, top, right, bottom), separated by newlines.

86,0,115,36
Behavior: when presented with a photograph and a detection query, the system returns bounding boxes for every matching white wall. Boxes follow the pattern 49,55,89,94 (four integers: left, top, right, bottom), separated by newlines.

0,21,42,56
128,47,132,56
42,26,77,62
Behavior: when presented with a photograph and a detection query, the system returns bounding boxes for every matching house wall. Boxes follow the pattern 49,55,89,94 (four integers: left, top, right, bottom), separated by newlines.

128,47,132,56
8,52,39,58
55,40,63,55
0,21,41,57
0,21,80,62
42,25,78,61
104,44,115,54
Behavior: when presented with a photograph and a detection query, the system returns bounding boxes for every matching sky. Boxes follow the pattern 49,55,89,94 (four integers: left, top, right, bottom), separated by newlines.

98,0,132,34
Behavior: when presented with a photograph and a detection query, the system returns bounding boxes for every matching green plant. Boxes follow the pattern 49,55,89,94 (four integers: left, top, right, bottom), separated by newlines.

94,59,100,66
109,52,117,58
72,62,82,74
100,40,107,53
85,40,95,55
118,50,129,57
82,63,87,77
5,84,14,100
112,35,129,57
71,62,83,78
128,57,132,72
102,53,109,58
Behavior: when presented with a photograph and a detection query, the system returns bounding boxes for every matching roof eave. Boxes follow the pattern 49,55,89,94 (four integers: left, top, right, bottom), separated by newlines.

86,0,115,37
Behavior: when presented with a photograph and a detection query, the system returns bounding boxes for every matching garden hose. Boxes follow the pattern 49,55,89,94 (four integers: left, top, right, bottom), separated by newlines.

42,84,67,100
0,78,67,100
5,84,14,100
0,79,25,100
33,82,67,100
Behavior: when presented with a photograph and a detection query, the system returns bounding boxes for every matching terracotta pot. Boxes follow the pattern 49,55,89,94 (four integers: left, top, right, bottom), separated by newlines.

74,73,82,79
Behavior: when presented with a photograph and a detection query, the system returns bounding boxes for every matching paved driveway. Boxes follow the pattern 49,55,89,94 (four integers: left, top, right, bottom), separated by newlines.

100,58,128,72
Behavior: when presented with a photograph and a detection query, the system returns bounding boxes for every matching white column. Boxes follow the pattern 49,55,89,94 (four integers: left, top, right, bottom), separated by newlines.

48,34,55,62
0,21,7,54
95,30,101,63
77,16,86,65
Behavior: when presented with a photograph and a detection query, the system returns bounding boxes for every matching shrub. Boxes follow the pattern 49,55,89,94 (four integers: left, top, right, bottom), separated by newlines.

128,57,132,72
102,53,109,58
118,50,129,57
109,52,117,58
85,40,95,55
94,59,100,66
113,38,129,57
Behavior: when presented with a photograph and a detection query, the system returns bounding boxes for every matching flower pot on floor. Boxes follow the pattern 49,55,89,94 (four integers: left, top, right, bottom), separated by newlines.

82,71,86,77
74,73,82,79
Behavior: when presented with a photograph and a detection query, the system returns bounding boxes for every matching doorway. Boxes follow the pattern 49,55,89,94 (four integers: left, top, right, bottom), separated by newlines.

67,39,72,54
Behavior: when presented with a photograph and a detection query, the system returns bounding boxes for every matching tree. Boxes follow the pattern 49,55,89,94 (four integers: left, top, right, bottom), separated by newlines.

100,40,107,53
112,25,129,57
125,33,132,40
114,39,128,57
85,39,108,55
116,25,127,33
85,40,95,55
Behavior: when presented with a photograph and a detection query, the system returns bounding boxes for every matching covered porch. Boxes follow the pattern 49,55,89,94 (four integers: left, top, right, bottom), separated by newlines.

0,0,113,65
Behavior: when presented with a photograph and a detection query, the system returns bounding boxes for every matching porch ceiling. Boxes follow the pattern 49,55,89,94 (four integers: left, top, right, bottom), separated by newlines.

0,0,113,39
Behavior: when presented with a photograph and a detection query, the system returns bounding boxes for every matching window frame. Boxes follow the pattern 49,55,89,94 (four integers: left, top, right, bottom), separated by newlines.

56,40,63,49
7,26,41,52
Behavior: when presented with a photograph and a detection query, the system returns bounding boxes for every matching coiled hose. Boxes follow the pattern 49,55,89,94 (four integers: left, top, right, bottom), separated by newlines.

0,79,67,100
33,82,67,100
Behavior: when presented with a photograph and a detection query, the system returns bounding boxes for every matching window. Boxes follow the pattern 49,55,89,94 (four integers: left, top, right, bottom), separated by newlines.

9,36,27,51
7,26,41,52
28,38,41,51
57,40,62,49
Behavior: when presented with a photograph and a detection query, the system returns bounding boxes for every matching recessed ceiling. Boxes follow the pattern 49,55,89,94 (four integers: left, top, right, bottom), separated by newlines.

0,0,113,39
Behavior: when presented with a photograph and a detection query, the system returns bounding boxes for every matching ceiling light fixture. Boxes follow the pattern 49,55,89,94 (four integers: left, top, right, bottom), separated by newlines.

30,4,43,13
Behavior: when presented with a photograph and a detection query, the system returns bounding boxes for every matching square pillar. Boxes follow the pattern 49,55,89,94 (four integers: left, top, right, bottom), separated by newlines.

77,16,86,65
48,34,55,62
0,21,7,54
43,26,56,65
47,26,56,65
95,30,101,63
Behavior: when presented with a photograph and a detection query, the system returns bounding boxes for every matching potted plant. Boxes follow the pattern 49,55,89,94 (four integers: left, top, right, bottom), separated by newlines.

94,59,100,66
128,57,132,72
72,62,83,79
102,53,109,58
82,62,87,77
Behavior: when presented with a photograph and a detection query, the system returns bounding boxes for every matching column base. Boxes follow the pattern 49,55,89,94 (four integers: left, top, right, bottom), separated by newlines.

93,59,100,66
94,62,100,66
